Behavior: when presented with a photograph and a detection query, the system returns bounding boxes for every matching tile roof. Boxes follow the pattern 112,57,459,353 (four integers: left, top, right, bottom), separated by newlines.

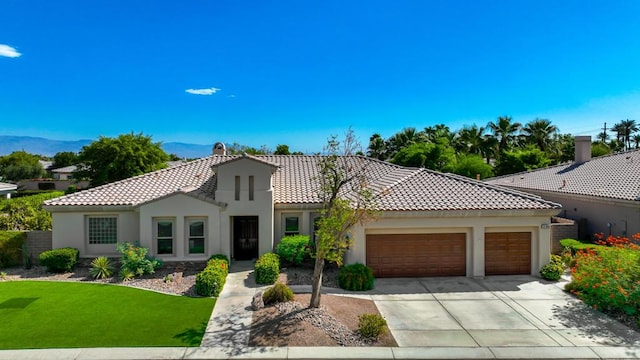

0,182,17,192
485,149,640,202
44,155,560,211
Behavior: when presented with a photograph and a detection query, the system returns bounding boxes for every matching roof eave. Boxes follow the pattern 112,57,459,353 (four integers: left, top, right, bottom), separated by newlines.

378,208,562,218
43,205,136,213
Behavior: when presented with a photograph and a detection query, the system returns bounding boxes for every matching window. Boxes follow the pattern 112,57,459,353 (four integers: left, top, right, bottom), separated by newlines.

235,176,240,200
249,176,254,201
188,219,206,254
155,219,174,255
284,216,299,236
88,216,117,244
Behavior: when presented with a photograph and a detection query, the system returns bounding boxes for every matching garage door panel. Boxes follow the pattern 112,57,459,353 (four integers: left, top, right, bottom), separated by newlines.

485,232,531,275
366,233,466,277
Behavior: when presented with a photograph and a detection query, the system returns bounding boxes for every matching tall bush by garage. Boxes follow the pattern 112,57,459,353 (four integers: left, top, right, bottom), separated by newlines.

195,259,229,297
276,235,311,266
38,247,79,273
338,263,374,291
254,253,280,285
0,231,26,268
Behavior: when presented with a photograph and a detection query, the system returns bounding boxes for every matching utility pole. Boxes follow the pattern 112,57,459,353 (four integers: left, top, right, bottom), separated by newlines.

602,122,607,142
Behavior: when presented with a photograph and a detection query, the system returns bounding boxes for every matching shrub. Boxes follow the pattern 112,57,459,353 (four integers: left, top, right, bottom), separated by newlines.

116,242,162,277
119,268,135,281
89,256,115,279
0,231,26,268
262,283,294,305
38,247,79,273
338,263,374,291
21,242,32,269
0,191,63,231
195,259,229,297
358,313,387,339
208,254,230,268
254,253,280,285
276,235,310,266
559,238,605,255
540,255,564,281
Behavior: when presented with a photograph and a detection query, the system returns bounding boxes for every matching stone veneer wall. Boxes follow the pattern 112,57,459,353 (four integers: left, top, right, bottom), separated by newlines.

25,231,53,260
550,217,578,254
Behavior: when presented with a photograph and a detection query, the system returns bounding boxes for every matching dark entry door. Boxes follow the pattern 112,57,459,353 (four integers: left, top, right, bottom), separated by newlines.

233,216,259,260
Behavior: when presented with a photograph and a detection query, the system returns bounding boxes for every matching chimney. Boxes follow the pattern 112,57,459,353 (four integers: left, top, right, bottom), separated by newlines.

212,142,226,155
574,136,591,163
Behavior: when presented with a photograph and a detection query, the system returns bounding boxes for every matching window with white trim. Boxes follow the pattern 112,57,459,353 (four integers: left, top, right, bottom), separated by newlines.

284,216,299,236
87,216,118,244
187,218,206,255
155,219,175,255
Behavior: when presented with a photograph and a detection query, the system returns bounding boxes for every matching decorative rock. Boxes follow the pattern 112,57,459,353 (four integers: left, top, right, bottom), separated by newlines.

251,291,264,310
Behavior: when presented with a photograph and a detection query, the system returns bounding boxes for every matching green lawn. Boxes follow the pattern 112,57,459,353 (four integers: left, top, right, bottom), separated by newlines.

0,281,216,349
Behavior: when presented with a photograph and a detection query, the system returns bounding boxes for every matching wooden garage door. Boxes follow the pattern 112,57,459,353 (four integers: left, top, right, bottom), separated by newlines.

366,233,466,277
485,232,531,275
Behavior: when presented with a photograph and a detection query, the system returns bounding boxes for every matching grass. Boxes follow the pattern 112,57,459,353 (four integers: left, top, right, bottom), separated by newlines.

0,281,216,349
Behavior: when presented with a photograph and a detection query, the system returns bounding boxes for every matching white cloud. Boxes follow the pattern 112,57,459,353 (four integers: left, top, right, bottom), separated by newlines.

185,87,221,95
0,44,21,58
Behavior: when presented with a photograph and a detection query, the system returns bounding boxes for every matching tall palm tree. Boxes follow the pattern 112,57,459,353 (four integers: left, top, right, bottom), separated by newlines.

487,116,522,154
455,125,486,155
616,119,638,150
385,127,425,158
633,134,640,149
367,133,387,160
522,118,558,151
424,124,453,144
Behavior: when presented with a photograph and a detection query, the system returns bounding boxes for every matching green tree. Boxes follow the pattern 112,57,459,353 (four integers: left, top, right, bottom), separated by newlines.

488,116,522,154
494,147,551,176
75,133,169,186
390,141,456,172
451,154,493,179
310,130,377,308
455,125,486,155
52,151,79,169
0,151,45,181
366,133,387,160
591,142,612,157
522,118,558,151
614,119,638,150
274,144,291,155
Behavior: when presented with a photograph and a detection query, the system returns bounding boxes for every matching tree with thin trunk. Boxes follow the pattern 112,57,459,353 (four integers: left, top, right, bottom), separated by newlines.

309,130,377,308
487,115,522,154
522,118,558,151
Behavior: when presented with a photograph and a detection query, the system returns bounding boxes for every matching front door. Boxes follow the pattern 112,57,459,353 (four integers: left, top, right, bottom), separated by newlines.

233,216,259,260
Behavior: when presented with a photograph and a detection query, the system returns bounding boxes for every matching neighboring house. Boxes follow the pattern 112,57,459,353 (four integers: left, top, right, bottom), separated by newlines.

51,165,77,180
0,182,17,199
486,136,640,239
43,142,561,278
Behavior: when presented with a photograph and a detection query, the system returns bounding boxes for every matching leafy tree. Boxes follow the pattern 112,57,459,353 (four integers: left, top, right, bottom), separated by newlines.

226,142,270,155
52,151,79,169
487,116,522,154
455,125,486,155
0,151,45,181
0,191,63,230
274,144,291,155
522,118,558,151
424,124,453,145
367,133,387,160
310,130,377,308
451,154,493,179
75,133,169,186
591,142,612,157
390,141,456,172
494,147,551,176
385,127,425,159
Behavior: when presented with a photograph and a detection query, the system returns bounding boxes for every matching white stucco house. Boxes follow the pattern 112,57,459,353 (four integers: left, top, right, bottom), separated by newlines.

486,136,640,240
43,143,561,278
0,182,17,199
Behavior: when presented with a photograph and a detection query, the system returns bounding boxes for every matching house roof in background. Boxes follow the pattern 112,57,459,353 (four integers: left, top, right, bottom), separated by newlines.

44,155,561,211
0,182,18,192
485,149,640,202
51,165,77,173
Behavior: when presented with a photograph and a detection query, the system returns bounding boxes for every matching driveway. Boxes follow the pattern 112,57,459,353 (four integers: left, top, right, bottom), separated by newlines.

368,275,640,348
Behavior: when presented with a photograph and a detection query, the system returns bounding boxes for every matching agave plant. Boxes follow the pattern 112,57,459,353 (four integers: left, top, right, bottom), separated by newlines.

89,256,114,279
119,268,135,282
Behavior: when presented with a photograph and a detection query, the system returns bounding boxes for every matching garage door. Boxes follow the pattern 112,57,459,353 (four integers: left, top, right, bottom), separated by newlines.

366,233,466,277
485,232,531,275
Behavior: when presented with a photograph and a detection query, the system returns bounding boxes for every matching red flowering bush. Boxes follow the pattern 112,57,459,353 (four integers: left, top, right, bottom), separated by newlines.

567,233,640,316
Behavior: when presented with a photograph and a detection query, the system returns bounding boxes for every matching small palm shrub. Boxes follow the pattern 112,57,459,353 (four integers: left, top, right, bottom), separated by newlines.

116,242,162,277
119,268,135,281
89,256,114,279
358,313,387,339
540,254,564,281
38,247,79,273
195,259,229,297
338,263,374,291
254,253,280,285
276,235,310,266
262,283,294,305
207,254,230,268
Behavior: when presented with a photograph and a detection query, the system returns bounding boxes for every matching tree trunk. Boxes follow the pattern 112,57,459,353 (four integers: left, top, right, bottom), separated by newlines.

309,256,325,308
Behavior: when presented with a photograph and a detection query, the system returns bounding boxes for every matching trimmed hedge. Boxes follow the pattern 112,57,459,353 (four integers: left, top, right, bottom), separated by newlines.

254,253,280,285
195,259,229,297
338,263,375,291
207,254,230,268
38,247,79,273
262,283,294,305
0,231,26,268
559,238,606,254
276,235,310,266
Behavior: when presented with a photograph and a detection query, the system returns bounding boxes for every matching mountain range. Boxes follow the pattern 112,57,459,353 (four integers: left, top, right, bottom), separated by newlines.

0,135,213,159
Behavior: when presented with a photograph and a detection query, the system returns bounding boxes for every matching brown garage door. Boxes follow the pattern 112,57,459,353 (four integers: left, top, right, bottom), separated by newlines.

366,233,466,277
485,232,531,275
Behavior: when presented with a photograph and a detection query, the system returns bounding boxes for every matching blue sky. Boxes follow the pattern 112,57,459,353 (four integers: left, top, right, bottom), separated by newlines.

2,1,640,154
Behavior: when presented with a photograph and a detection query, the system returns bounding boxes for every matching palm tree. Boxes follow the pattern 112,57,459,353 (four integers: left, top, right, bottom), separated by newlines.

424,124,453,144
597,131,608,143
616,119,638,150
385,127,425,158
522,118,558,151
633,134,640,149
367,133,387,160
455,125,486,155
487,116,522,154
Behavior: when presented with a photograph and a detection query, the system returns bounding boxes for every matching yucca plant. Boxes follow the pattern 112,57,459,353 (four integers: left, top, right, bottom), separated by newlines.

89,256,114,279
119,268,135,282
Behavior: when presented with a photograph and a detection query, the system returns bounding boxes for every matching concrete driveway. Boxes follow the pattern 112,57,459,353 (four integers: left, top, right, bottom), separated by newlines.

366,275,640,348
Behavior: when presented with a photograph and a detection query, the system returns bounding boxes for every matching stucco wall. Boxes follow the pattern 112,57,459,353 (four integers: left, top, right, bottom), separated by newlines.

138,193,221,261
348,212,553,278
25,231,52,259
524,191,640,239
550,217,578,254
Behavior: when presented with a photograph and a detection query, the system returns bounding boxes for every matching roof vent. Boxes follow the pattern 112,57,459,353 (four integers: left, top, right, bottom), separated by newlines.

574,136,591,163
212,142,226,156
